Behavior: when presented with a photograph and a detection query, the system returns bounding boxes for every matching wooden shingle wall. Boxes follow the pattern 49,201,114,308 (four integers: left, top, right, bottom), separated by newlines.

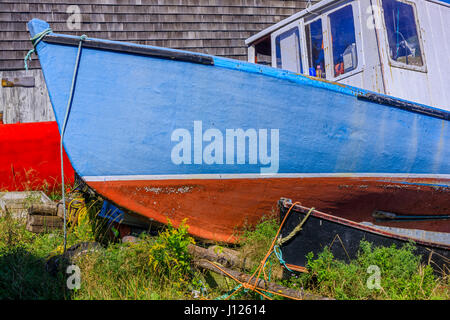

1,0,313,71
0,69,53,123
0,0,313,123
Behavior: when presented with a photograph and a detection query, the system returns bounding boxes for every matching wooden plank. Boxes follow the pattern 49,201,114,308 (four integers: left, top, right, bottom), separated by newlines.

26,224,63,233
0,69,53,122
0,22,276,33
26,214,63,227
2,0,307,9
28,203,60,216
0,12,294,23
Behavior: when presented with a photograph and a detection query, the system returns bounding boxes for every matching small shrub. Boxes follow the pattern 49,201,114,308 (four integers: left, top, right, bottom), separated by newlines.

147,219,195,282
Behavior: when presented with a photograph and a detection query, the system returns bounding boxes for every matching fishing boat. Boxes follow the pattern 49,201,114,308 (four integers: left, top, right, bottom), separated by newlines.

0,121,74,192
278,198,449,274
27,0,449,243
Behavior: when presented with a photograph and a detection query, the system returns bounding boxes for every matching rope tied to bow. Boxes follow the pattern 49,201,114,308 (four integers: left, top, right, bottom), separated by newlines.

24,28,53,70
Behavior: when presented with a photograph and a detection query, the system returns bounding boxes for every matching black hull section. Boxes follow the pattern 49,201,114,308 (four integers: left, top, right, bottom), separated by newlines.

278,199,449,275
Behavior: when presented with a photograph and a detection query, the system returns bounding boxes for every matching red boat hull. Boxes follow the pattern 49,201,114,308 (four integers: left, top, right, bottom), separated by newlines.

0,122,74,192
87,176,450,243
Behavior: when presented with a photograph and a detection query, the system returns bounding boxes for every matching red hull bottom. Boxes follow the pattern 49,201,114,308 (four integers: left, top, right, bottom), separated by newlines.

88,177,450,243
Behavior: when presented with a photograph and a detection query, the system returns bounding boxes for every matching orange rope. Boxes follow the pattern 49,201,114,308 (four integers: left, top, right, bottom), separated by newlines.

205,259,301,300
207,201,304,300
246,201,301,291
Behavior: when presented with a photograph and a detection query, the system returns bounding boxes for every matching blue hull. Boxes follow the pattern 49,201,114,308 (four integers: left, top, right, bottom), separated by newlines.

28,19,449,180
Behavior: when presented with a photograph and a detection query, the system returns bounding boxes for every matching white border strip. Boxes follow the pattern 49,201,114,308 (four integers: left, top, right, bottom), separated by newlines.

83,173,450,182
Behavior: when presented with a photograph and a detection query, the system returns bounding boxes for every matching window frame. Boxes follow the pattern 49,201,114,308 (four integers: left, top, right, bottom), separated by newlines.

270,20,304,74
325,1,364,81
303,15,327,78
380,0,427,73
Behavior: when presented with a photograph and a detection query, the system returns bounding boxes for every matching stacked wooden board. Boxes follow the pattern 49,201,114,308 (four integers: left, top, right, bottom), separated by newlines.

26,203,64,233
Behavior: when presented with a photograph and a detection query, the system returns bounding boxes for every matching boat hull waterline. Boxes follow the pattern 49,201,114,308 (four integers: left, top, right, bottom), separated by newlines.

29,19,449,242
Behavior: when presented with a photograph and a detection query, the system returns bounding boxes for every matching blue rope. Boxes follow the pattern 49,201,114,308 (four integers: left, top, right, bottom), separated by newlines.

215,284,243,300
61,34,88,253
273,245,294,273
216,245,292,300
261,254,274,299
24,28,53,71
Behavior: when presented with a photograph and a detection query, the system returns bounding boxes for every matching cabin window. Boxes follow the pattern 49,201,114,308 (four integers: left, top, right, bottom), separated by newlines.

275,27,303,73
329,5,358,77
305,19,326,78
382,0,423,67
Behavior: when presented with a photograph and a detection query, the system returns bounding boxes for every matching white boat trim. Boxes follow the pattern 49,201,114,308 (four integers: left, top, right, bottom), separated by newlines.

83,173,450,182
245,0,450,46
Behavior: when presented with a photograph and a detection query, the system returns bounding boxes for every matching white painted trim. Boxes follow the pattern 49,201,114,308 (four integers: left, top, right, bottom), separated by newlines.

427,0,450,8
270,19,302,70
245,0,338,46
247,45,256,63
83,173,450,182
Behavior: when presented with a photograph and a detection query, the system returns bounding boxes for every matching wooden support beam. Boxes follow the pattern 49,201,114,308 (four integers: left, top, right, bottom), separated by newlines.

193,259,331,300
188,244,245,270
188,244,283,279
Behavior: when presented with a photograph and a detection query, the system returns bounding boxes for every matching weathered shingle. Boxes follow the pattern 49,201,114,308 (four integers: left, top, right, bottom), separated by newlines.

0,0,312,70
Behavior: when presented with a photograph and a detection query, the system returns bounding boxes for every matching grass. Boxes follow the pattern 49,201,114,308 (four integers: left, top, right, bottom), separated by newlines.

0,197,208,300
284,241,449,300
233,216,449,300
0,168,63,197
71,219,205,300
0,209,68,299
0,193,448,300
239,214,283,278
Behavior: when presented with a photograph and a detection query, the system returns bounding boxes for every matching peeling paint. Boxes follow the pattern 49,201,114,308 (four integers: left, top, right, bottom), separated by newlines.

142,185,194,194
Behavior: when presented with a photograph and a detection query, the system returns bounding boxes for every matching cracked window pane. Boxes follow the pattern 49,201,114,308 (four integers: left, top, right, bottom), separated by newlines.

382,0,423,67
